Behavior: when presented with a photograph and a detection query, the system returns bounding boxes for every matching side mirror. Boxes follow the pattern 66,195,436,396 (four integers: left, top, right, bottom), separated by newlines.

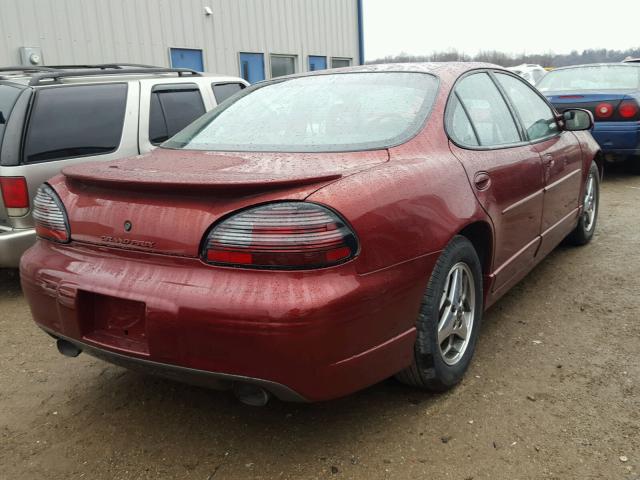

562,108,594,131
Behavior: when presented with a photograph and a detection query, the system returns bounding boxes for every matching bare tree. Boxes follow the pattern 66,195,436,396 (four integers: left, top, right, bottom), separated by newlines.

367,47,640,67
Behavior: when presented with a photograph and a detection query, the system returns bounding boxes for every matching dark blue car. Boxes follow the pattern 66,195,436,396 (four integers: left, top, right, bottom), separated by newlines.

537,63,640,171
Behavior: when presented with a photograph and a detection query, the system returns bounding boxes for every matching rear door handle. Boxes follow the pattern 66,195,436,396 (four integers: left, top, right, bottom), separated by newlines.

474,172,491,191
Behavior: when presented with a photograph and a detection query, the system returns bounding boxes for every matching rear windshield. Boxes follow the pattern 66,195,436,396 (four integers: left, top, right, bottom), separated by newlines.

163,72,439,152
0,83,23,147
537,65,640,92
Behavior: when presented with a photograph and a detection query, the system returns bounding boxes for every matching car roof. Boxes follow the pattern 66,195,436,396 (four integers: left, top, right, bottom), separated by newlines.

317,62,502,75
257,62,504,86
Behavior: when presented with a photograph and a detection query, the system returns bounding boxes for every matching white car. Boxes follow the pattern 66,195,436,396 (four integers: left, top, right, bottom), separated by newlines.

506,64,547,85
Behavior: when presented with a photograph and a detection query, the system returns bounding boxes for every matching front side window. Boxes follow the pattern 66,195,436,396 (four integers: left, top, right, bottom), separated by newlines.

149,84,205,145
495,73,559,141
163,72,439,153
454,73,521,147
24,84,127,163
271,55,296,78
537,65,640,92
212,83,244,104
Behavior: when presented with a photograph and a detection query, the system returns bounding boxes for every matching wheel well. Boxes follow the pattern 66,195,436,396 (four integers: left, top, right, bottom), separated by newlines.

594,151,604,179
459,222,493,274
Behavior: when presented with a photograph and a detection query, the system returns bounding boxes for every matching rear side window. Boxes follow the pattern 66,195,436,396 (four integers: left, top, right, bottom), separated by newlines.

0,84,23,148
24,84,127,163
212,83,244,104
495,73,559,141
446,95,479,146
149,84,205,145
454,73,521,147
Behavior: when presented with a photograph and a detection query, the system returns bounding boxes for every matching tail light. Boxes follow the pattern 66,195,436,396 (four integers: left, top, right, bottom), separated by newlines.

203,202,358,269
33,184,70,243
0,177,29,216
618,100,639,119
594,102,614,119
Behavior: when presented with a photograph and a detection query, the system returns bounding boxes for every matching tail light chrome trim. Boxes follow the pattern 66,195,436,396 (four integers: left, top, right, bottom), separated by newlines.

202,202,358,270
33,184,70,243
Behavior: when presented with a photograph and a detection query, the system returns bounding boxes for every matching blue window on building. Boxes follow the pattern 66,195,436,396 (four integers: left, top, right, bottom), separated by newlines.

239,53,265,84
170,48,204,72
308,56,327,72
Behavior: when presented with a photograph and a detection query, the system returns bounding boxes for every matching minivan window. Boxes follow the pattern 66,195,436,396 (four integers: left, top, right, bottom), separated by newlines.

495,73,559,141
212,83,244,104
455,73,521,147
163,72,439,153
0,84,25,148
24,84,127,163
149,84,205,145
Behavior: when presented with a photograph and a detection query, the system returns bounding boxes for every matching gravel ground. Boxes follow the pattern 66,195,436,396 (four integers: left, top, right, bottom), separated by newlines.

1,170,638,480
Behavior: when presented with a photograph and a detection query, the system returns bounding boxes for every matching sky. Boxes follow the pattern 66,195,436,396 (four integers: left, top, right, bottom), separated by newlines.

363,0,640,61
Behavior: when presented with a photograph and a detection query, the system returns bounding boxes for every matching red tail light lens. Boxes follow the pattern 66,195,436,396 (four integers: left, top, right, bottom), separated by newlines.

203,202,358,269
618,100,639,119
594,102,614,119
33,184,70,243
0,176,29,216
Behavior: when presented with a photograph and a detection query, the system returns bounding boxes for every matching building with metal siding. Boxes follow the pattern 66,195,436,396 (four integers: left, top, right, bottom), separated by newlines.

0,0,363,81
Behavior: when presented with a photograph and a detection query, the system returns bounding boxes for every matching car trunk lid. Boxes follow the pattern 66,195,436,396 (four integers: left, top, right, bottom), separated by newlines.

544,91,637,121
56,148,388,257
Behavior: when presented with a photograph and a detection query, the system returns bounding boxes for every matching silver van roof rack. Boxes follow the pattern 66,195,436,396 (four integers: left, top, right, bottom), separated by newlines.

46,63,159,70
28,67,201,86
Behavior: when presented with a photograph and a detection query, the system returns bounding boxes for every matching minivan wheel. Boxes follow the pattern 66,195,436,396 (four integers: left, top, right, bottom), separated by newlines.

396,235,483,392
567,161,599,246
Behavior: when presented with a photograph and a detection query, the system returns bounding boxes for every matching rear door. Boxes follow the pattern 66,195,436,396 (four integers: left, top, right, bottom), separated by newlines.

1,81,138,229
494,72,583,258
447,72,545,293
138,79,212,153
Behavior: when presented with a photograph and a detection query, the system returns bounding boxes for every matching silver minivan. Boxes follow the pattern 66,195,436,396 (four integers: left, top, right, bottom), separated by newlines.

0,64,248,267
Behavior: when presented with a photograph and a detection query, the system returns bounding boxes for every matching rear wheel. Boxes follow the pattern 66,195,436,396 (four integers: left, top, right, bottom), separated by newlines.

567,161,599,246
396,236,483,392
624,156,640,175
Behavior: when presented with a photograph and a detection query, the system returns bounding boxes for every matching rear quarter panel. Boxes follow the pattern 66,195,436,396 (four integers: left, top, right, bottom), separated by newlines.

308,104,489,276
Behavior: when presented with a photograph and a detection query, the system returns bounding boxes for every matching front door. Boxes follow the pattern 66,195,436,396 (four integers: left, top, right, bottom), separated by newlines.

493,72,583,258
447,72,545,294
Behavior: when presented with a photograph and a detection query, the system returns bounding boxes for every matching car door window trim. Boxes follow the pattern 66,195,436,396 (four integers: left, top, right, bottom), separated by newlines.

445,68,562,151
490,70,562,144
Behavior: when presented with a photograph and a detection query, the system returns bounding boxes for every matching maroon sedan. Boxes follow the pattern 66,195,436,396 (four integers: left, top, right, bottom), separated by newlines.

21,63,601,405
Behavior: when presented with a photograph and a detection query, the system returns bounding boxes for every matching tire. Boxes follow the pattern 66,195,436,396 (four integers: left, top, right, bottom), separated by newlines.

624,156,640,175
567,161,599,246
396,235,483,392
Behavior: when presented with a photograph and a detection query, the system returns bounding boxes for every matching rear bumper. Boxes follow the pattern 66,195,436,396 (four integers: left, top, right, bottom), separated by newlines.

44,329,307,401
20,240,435,401
0,227,36,268
591,121,640,157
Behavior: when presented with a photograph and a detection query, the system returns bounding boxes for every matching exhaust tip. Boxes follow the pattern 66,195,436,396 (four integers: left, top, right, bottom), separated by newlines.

233,383,271,406
56,339,82,358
